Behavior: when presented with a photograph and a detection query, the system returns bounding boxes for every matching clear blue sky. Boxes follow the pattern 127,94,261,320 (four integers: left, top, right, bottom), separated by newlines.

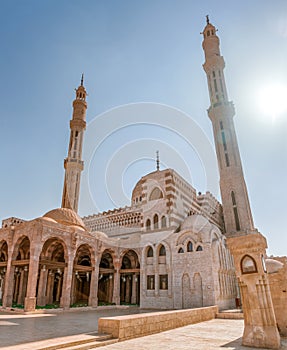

1,1,287,256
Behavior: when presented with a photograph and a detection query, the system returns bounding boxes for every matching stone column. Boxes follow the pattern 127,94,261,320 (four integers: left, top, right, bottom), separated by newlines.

125,276,131,303
13,270,20,303
17,268,27,305
88,263,99,307
46,272,54,305
60,256,74,309
56,274,62,302
131,274,137,304
37,266,48,306
227,233,280,349
112,259,120,305
155,268,159,296
2,254,15,308
108,275,114,303
24,250,40,312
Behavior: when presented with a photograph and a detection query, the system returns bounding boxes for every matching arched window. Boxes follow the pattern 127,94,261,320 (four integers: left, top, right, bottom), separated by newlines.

159,245,166,256
241,255,257,274
196,245,203,252
153,214,159,229
161,216,167,228
147,246,153,257
178,247,184,254
187,241,193,252
146,219,151,231
231,191,241,231
149,187,163,201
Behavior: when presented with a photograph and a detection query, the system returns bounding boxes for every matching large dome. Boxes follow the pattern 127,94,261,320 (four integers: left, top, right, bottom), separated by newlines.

43,208,86,229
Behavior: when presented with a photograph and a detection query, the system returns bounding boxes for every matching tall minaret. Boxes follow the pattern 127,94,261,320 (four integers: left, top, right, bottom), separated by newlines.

201,17,254,236
61,75,87,213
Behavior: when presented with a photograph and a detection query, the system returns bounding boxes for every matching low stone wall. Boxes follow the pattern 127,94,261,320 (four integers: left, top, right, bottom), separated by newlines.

98,305,218,341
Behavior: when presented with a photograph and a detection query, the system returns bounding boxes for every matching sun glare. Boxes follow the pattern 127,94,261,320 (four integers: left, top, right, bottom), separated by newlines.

257,83,287,120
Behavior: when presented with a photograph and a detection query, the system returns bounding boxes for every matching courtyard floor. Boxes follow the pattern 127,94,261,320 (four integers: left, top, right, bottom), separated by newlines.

0,307,287,350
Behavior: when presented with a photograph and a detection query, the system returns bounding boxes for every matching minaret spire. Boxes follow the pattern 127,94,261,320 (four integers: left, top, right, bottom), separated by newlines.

61,77,87,212
206,14,210,24
156,151,160,171
201,19,254,236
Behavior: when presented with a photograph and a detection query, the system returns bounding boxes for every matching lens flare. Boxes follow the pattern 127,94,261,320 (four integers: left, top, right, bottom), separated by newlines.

257,83,287,120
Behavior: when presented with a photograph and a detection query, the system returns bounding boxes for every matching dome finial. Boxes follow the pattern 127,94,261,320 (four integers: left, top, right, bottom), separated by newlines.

156,150,160,171
81,73,84,86
206,14,210,25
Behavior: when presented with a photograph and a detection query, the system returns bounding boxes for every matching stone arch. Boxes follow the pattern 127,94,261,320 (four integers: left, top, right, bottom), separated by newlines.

37,238,67,307
11,236,30,306
12,235,30,261
120,250,140,305
193,273,203,307
98,249,115,305
149,187,163,201
182,273,192,308
153,213,159,229
0,241,8,303
159,244,166,256
146,246,153,258
72,244,93,305
161,215,167,228
176,232,195,248
187,241,193,252
156,242,170,265
146,218,151,231
241,255,257,274
0,240,8,262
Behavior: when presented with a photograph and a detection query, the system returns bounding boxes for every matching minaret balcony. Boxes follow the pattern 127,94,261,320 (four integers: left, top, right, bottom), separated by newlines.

64,158,84,170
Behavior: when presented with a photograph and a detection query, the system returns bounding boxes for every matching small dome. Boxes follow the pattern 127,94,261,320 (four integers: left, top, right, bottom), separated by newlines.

265,259,284,274
92,231,109,240
181,214,210,232
43,208,86,229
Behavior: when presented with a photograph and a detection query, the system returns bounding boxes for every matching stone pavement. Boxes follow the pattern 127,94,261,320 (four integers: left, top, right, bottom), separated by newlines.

0,307,153,349
101,319,287,350
1,308,287,350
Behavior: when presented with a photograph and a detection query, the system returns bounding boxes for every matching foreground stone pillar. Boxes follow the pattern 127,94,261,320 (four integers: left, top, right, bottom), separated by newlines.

60,257,74,309
37,266,48,306
112,259,120,305
131,274,137,304
17,268,28,305
2,252,14,308
227,233,280,349
88,262,99,307
24,254,40,312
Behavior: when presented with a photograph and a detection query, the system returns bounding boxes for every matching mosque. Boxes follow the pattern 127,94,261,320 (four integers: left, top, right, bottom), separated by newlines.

0,18,286,349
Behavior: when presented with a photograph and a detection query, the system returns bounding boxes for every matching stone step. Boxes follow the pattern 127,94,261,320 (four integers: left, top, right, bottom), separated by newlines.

216,311,244,320
38,333,115,350
62,338,119,349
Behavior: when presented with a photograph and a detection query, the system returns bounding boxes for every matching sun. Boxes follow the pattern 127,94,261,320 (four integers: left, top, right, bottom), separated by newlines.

257,83,287,120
